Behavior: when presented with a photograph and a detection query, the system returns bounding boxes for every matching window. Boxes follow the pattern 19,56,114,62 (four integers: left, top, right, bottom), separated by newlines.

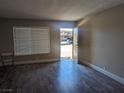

13,27,50,56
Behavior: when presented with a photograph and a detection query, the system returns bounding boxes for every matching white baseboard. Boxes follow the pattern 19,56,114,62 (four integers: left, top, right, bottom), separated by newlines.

81,62,124,85
0,58,59,66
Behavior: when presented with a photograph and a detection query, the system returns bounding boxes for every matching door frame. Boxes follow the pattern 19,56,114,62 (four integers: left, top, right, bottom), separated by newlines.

72,28,78,61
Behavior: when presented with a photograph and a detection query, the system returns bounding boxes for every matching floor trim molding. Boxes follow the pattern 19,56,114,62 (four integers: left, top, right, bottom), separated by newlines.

0,58,59,66
80,61,124,85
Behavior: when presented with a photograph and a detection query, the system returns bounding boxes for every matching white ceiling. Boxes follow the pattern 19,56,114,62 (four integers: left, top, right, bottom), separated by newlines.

0,0,124,21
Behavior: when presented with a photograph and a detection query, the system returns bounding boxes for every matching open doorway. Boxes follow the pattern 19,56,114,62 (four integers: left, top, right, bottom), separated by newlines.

60,28,78,61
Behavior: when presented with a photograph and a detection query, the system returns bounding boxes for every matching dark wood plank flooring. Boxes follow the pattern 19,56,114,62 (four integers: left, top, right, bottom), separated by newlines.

0,60,124,93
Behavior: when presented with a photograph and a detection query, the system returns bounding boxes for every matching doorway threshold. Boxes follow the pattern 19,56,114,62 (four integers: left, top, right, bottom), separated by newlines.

60,57,77,63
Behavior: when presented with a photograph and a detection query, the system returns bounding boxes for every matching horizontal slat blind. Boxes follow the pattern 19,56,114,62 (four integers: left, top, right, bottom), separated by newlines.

13,27,50,56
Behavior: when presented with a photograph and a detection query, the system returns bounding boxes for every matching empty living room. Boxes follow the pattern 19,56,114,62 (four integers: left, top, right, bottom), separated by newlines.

0,0,124,93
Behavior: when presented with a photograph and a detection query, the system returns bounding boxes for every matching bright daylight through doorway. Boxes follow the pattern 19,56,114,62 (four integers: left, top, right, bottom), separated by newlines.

60,28,73,60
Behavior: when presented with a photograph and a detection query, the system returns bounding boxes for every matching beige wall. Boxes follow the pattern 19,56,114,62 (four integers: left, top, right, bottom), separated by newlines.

78,17,92,64
78,4,124,78
0,19,75,62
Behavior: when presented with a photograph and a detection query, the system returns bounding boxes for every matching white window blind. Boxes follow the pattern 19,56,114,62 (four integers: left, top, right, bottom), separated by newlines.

13,27,50,56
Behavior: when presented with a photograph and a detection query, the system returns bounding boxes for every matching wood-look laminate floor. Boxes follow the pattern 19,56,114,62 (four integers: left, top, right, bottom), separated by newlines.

0,60,124,93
